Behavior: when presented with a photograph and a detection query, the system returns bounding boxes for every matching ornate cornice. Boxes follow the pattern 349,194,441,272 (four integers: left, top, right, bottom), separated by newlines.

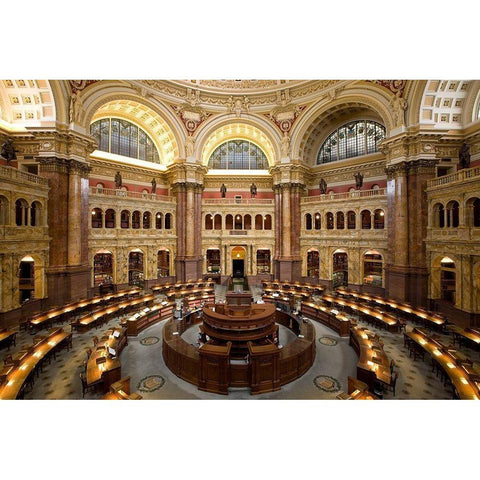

36,157,91,177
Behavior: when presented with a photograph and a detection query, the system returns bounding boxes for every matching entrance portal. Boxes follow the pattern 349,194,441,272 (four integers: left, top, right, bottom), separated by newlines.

231,246,246,277
232,259,244,278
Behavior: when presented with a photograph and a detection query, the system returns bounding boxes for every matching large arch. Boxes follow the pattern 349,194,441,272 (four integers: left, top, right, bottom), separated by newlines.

195,114,282,167
79,82,183,164
291,84,396,165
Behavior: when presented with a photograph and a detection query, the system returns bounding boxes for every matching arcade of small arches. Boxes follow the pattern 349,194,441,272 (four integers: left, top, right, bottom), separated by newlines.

430,197,480,228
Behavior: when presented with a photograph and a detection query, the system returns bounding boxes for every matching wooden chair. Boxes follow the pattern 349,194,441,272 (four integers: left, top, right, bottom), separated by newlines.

79,372,100,398
93,336,99,346
390,359,396,375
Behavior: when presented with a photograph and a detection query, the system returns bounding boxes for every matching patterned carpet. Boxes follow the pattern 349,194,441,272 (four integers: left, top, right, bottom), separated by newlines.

3,307,479,400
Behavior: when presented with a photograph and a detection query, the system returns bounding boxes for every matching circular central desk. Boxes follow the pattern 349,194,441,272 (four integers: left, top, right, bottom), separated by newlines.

162,305,315,395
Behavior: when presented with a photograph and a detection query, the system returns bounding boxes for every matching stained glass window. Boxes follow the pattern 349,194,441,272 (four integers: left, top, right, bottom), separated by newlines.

317,120,386,164
90,118,160,164
209,140,268,170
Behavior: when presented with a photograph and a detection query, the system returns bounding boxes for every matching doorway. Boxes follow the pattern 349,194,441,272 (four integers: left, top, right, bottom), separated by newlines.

231,246,246,278
232,259,244,278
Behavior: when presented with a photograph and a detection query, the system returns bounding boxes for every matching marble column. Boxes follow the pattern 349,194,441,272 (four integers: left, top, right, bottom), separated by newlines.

37,157,91,306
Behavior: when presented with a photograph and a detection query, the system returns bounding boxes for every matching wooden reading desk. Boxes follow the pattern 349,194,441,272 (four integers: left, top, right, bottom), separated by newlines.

0,329,17,351
28,288,140,332
405,327,480,399
350,325,391,392
323,294,399,331
0,327,72,399
336,288,446,331
85,326,127,391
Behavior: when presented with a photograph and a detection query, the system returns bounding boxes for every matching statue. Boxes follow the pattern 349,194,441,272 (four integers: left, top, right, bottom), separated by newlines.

250,183,257,198
354,172,364,190
319,178,327,195
185,135,195,157
69,92,77,124
115,171,122,189
151,178,157,194
1,138,18,165
281,131,290,158
459,142,471,169
390,92,408,126
220,183,227,198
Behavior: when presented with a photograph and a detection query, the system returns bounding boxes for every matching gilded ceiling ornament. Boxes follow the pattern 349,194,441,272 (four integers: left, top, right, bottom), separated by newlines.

370,80,407,98
69,80,98,95
226,96,250,116
170,102,211,135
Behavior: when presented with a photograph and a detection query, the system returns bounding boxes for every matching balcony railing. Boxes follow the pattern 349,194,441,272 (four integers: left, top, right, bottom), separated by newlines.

203,198,274,205
302,187,386,203
89,187,173,202
0,165,49,186
427,166,480,189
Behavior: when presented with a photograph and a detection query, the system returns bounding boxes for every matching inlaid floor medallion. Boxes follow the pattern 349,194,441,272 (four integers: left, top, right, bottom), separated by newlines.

140,336,160,346
137,375,165,392
313,375,341,392
318,336,338,346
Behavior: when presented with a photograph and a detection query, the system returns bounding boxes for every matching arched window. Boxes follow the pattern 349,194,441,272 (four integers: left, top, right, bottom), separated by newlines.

446,201,459,228
305,213,312,230
225,214,233,230
155,212,163,229
205,214,213,230
264,215,272,230
0,196,9,225
90,118,160,164
208,139,268,170
347,211,356,229
132,211,141,229
244,214,252,230
143,211,151,229
30,201,42,227
15,199,28,226
121,210,130,229
91,208,103,228
336,211,345,229
314,212,321,230
214,214,222,230
467,197,480,227
361,210,371,229
326,212,334,230
234,214,243,230
374,209,385,229
255,214,263,230
164,213,172,230
434,203,445,228
317,120,386,164
105,209,115,228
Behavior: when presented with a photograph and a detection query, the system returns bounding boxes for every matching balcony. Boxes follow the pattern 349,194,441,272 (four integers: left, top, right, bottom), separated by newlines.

302,187,386,203
203,198,273,205
427,166,480,189
0,165,49,187
89,187,173,202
